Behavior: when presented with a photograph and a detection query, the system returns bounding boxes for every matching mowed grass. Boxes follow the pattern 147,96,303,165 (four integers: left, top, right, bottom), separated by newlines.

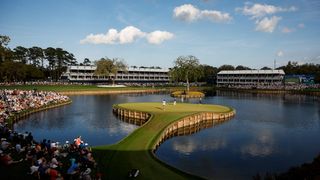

93,102,234,179
0,84,157,92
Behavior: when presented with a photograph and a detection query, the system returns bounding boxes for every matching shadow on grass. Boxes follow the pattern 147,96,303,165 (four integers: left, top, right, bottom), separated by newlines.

93,116,233,179
93,148,204,180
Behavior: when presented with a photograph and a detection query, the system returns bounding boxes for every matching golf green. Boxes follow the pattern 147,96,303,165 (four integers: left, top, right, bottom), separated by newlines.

93,102,235,179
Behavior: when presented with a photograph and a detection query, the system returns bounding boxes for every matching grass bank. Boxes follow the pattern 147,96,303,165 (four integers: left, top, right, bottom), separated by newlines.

93,102,235,179
0,85,169,95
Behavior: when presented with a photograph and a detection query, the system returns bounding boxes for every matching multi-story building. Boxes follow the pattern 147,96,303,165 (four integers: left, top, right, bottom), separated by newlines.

61,65,170,83
216,70,285,86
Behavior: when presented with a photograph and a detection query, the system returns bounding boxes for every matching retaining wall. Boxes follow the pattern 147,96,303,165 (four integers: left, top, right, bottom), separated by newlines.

112,106,235,152
8,100,72,127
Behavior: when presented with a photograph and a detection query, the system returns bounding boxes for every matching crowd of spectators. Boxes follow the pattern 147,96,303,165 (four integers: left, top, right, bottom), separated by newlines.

0,89,100,179
0,122,98,179
218,83,320,91
0,81,92,86
0,89,70,123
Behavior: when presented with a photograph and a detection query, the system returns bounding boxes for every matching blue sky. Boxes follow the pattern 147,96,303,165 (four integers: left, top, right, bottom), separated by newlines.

1,0,319,69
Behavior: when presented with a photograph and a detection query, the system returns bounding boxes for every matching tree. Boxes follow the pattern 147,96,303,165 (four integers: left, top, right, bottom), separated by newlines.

218,64,235,71
0,35,12,62
94,57,127,85
45,47,57,70
199,65,218,84
55,48,76,80
170,55,203,92
28,46,44,67
13,46,29,64
83,58,91,66
235,65,251,70
261,66,272,70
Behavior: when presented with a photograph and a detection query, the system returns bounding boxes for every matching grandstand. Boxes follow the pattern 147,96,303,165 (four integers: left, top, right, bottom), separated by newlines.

217,70,285,86
61,65,170,83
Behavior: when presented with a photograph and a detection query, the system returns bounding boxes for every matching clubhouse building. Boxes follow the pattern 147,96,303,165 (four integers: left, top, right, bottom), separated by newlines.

61,65,170,83
216,70,285,86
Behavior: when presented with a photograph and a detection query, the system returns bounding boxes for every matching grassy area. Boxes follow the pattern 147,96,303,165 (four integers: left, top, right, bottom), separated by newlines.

93,102,234,179
0,84,161,92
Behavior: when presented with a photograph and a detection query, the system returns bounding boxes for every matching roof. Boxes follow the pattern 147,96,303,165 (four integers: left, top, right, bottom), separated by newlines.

217,69,285,75
68,65,169,72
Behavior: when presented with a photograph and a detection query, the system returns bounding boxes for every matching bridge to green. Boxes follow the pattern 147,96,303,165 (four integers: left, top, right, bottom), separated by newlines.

93,102,235,179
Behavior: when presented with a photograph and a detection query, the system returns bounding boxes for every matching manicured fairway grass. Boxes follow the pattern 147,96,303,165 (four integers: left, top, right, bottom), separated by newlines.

93,102,234,179
0,84,158,92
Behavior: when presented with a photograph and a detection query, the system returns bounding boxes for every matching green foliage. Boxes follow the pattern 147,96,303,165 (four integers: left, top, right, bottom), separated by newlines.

0,34,78,82
94,57,127,84
199,65,218,84
83,58,91,66
277,61,320,83
218,64,235,71
261,66,272,70
13,46,29,64
170,55,204,91
0,61,44,82
0,35,13,62
235,65,251,70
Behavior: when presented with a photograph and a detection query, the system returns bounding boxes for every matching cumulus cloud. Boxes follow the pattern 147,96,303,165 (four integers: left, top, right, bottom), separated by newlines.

173,4,200,22
80,26,174,45
236,3,297,33
147,31,174,44
281,27,294,33
255,16,281,33
173,4,232,23
200,10,232,22
237,3,297,19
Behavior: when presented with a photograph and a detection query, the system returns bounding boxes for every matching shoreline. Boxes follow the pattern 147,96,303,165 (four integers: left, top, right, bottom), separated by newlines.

214,87,320,96
7,100,72,127
59,89,167,95
94,103,235,179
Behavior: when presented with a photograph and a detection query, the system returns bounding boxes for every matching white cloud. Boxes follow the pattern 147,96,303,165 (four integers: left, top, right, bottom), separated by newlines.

281,27,294,33
236,3,297,33
255,16,281,33
277,50,284,57
147,31,174,44
173,4,200,22
298,23,305,28
173,4,232,23
238,3,297,19
118,26,146,44
200,10,232,22
80,26,174,45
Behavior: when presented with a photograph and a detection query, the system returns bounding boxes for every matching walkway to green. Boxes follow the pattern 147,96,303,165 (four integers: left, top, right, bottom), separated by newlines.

93,102,235,179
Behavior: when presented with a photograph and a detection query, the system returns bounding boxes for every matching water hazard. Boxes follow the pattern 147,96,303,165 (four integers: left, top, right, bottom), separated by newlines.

14,91,320,179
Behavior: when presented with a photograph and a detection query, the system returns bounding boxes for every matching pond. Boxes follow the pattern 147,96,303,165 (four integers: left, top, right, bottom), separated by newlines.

14,91,320,179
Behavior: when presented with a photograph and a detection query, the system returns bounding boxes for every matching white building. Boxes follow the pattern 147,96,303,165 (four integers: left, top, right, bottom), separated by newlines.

61,65,170,83
217,70,285,86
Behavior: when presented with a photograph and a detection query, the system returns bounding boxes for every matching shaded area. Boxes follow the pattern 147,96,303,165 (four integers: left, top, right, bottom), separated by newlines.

93,102,235,179
253,153,320,179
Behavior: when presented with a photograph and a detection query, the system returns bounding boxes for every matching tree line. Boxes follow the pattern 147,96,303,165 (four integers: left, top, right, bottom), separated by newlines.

1,34,320,83
171,56,320,85
0,35,91,82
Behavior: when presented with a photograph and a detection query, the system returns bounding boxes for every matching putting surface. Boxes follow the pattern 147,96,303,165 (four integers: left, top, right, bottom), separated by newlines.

93,102,235,179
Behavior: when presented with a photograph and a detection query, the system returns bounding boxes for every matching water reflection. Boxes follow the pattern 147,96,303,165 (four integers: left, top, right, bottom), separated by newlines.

156,90,320,179
240,129,275,157
12,91,320,180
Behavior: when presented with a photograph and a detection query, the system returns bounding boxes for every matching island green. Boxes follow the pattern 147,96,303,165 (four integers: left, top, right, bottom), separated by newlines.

93,102,235,179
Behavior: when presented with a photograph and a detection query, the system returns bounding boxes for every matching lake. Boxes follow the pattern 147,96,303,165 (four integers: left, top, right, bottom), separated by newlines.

14,91,320,179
